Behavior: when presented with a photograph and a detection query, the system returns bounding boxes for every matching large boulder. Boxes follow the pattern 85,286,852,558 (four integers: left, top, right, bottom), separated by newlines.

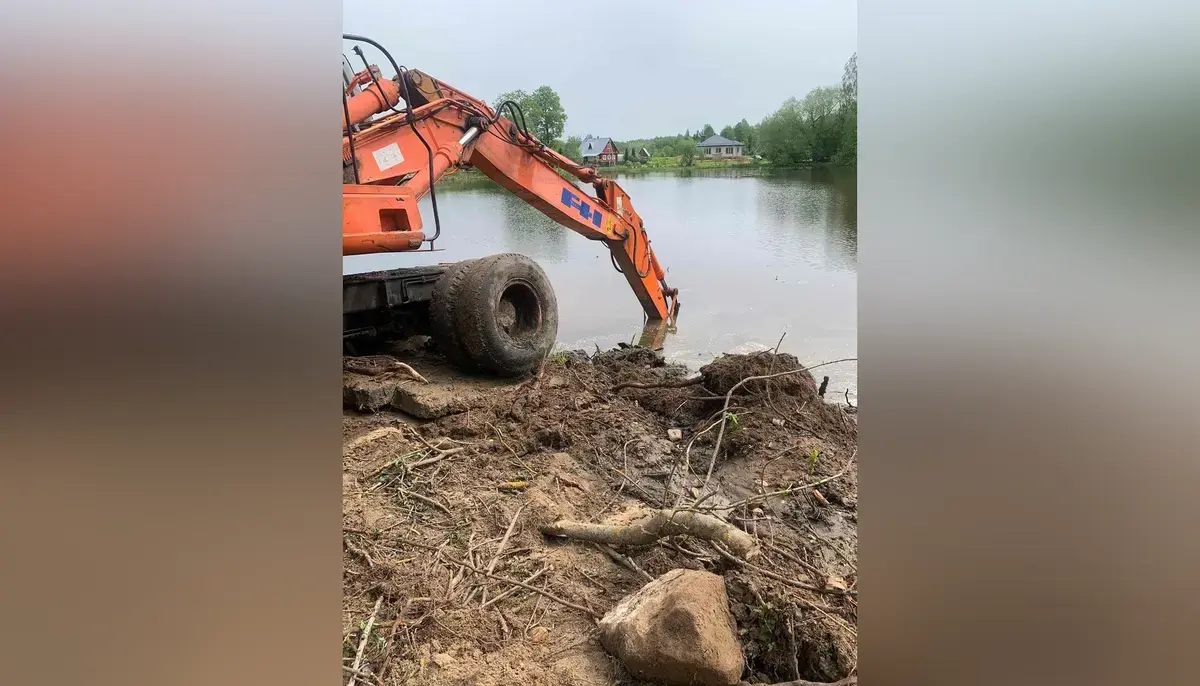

599,569,744,686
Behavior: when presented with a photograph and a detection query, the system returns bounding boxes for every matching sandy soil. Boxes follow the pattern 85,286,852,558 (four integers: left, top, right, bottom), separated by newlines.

342,341,858,685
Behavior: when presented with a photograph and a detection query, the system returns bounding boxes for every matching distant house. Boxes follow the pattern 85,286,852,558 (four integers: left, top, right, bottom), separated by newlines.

580,137,618,165
697,135,744,158
638,147,651,161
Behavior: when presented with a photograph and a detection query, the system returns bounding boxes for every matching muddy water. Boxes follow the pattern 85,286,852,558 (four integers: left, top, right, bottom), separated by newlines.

343,167,858,399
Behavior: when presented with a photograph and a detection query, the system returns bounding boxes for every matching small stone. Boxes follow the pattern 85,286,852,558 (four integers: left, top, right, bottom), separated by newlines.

825,575,848,593
771,418,785,427
667,428,683,442
529,626,550,643
431,652,456,668
546,376,567,388
600,569,744,686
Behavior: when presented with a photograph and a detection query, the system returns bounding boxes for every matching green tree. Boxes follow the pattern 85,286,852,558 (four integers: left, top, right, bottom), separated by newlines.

757,85,847,165
835,53,857,164
719,125,736,140
757,98,807,165
701,124,715,139
564,135,583,162
732,118,756,154
800,86,843,162
679,144,695,166
493,85,567,144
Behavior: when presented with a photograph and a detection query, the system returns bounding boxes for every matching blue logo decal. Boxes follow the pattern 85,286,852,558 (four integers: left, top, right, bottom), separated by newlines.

561,189,604,228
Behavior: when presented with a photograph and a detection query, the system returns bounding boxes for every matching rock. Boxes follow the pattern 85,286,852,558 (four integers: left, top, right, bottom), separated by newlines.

825,575,848,593
667,428,683,442
529,626,550,643
545,376,568,388
431,652,456,668
771,417,785,427
599,569,744,686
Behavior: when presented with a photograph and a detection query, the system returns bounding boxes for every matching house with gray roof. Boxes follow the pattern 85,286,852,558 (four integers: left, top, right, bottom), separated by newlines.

579,137,618,165
697,134,744,158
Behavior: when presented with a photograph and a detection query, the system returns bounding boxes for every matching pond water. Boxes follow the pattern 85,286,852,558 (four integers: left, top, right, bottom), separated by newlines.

343,167,858,400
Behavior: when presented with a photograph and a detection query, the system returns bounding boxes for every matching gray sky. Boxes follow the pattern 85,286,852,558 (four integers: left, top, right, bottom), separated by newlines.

343,0,856,140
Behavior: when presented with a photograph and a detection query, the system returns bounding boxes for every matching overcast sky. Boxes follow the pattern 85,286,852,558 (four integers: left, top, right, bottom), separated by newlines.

343,0,856,140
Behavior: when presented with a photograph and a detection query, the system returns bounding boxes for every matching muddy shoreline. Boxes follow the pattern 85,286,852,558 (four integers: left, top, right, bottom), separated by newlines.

343,342,858,685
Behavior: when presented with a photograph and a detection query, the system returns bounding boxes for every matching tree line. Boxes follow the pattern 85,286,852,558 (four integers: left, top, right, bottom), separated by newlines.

491,53,856,167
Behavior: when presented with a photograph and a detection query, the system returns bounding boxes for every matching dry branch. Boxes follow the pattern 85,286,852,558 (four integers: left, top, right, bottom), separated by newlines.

705,358,857,487
481,504,526,606
710,450,855,513
611,376,703,393
713,544,855,598
344,427,403,454
541,509,760,560
441,553,597,619
399,488,452,516
344,356,430,383
480,566,547,609
595,543,654,582
347,596,382,686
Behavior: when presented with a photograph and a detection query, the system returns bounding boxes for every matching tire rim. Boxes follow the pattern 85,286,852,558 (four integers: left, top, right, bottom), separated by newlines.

495,280,542,343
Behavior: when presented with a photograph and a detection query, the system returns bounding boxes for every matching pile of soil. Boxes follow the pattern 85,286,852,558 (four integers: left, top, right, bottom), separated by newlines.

343,344,857,685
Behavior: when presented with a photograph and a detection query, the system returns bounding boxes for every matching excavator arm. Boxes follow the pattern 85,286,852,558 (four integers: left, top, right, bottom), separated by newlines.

341,53,679,321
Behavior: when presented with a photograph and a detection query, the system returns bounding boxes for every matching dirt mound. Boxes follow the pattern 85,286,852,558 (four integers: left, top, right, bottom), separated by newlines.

700,352,818,399
342,346,857,685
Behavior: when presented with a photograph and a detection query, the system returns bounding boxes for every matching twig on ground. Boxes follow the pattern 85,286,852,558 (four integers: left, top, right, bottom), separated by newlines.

787,611,801,680
347,596,383,686
404,426,463,455
405,448,464,470
344,357,429,383
441,553,598,619
481,504,527,606
595,543,654,582
481,566,547,609
760,443,802,494
377,609,402,683
344,426,403,454
542,509,759,559
487,422,534,475
668,416,726,507
705,450,856,513
844,388,855,409
344,536,375,568
342,665,383,686
713,543,855,597
705,358,857,488
398,488,452,516
611,376,703,393
765,541,825,579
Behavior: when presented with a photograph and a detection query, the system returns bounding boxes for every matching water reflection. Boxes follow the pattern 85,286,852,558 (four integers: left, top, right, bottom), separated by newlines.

755,168,856,269
496,192,569,263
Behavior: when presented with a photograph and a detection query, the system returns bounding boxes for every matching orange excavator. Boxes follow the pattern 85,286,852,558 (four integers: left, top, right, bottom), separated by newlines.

341,34,678,376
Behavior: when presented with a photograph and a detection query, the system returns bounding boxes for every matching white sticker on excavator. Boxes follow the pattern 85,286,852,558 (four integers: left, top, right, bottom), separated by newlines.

372,143,404,171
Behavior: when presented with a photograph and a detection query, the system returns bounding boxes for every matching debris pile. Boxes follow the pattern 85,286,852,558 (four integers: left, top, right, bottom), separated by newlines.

342,342,857,685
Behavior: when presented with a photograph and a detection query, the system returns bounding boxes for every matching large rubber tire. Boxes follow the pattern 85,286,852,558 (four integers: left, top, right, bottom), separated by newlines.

453,253,558,377
428,259,479,370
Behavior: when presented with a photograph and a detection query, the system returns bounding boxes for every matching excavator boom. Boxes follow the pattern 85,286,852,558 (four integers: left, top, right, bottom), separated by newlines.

341,51,678,321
